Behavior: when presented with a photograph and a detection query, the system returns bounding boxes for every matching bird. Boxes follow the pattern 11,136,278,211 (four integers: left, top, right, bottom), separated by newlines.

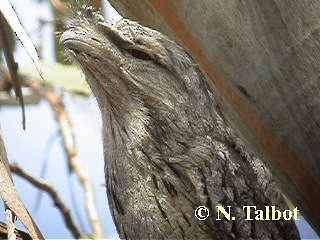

60,6,300,239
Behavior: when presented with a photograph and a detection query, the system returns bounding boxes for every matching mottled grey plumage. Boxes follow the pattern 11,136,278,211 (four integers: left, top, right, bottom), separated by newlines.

61,7,299,239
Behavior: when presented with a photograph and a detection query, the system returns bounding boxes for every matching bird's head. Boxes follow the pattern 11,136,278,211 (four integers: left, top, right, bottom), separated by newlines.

62,8,203,107
60,6,215,143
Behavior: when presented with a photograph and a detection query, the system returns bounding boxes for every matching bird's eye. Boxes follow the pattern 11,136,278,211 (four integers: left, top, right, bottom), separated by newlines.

127,48,152,60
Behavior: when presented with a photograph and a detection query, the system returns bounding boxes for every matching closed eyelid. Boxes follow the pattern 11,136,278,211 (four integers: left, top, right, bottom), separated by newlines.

97,22,134,46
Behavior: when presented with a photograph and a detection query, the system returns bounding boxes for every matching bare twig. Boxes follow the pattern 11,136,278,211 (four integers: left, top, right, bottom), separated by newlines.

9,162,82,239
0,12,25,129
0,127,43,239
5,208,16,240
23,79,104,238
0,221,32,240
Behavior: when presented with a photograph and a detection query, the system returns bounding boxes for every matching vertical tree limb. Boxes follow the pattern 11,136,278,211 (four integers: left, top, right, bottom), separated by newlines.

24,78,104,238
5,208,16,240
0,12,25,129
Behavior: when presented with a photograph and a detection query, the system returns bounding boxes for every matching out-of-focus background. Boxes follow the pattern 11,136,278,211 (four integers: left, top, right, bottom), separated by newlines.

0,0,319,239
0,0,120,238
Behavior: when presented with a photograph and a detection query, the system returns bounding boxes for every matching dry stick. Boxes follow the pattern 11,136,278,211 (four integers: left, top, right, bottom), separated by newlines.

24,79,104,238
5,208,16,240
9,162,82,239
0,128,43,239
0,12,26,129
0,221,32,240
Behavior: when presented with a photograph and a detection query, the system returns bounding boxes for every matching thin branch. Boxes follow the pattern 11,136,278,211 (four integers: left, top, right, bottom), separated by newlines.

0,221,32,240
9,162,82,239
0,11,26,129
23,78,104,238
5,208,16,240
0,127,43,239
